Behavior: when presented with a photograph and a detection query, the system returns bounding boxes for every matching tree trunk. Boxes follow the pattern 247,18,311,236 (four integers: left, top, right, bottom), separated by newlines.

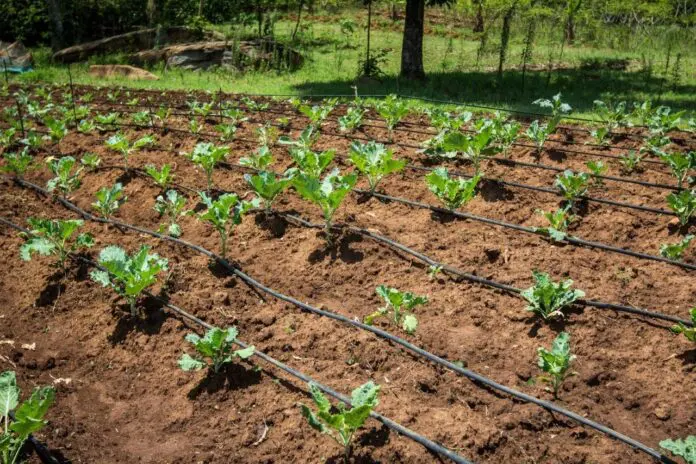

400,0,426,80
564,15,575,43
473,1,484,33
292,0,304,41
497,6,514,80
45,0,64,51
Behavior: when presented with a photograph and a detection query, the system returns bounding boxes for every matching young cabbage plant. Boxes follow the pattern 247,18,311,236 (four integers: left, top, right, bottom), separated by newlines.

659,151,695,189
299,103,334,130
20,131,43,150
554,170,589,204
185,142,229,192
43,117,68,144
286,148,336,179
94,112,120,130
189,118,202,135
144,164,174,190
20,218,94,270
648,106,686,135
300,381,380,464
239,145,274,171
178,326,255,374
426,167,480,211
640,134,671,156
256,124,279,147
90,245,169,317
537,332,576,399
197,192,257,257
670,308,696,343
80,153,101,171
131,110,151,127
364,285,428,334
105,133,156,170
0,371,56,464
377,95,410,136
293,169,357,244
154,189,187,237
244,171,291,211
521,271,585,320
619,151,643,174
77,119,95,134
585,160,607,186
659,234,694,261
241,96,269,112
46,156,82,195
593,100,630,130
338,107,366,132
493,120,521,156
631,100,653,126
278,126,320,152
1,149,34,178
276,116,291,129
348,141,406,194
442,124,500,173
589,126,611,146
214,122,237,142
659,436,696,464
0,127,16,147
92,182,127,219
525,120,551,156
532,93,571,132
534,206,576,241
666,190,696,226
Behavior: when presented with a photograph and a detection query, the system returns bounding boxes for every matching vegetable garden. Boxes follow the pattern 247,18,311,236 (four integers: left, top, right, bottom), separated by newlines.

0,83,695,463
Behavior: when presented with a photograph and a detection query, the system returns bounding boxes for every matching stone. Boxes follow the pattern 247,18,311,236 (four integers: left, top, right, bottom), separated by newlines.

0,41,33,69
88,64,159,80
653,404,671,421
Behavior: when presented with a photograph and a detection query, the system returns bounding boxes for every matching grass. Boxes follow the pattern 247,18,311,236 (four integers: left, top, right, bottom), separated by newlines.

5,7,696,118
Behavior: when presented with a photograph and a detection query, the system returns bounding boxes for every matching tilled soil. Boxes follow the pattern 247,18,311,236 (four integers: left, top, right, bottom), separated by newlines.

0,85,694,464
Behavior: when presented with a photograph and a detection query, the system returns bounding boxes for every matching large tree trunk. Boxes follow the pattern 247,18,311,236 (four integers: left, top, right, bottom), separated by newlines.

473,1,484,33
45,0,64,51
400,0,426,80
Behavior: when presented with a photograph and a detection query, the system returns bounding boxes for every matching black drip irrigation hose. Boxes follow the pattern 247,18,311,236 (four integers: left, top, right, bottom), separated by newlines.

2,178,684,463
277,212,692,327
359,189,696,272
0,217,471,464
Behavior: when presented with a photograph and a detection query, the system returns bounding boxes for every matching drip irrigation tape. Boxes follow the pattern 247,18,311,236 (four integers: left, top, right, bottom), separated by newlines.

0,217,471,464
359,189,696,271
2,179,683,462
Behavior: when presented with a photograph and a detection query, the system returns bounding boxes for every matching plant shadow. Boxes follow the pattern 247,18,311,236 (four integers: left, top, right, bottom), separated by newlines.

254,211,288,238
308,232,365,264
479,179,514,202
677,348,696,367
187,363,262,399
107,296,167,345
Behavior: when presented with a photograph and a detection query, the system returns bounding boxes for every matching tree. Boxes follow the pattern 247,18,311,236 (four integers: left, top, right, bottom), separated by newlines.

400,0,453,80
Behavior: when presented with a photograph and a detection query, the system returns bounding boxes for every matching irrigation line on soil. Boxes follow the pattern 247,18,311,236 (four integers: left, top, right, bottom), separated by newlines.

4,179,683,463
0,217,472,464
277,212,692,327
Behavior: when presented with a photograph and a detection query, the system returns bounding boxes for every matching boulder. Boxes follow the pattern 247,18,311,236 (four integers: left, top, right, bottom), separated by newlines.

53,26,224,63
0,41,33,70
88,64,159,80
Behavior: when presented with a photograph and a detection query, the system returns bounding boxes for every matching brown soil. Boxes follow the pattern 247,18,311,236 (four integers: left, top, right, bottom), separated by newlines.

0,85,695,464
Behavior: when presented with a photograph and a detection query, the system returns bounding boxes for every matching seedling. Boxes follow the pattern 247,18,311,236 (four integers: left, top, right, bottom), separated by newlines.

300,381,379,463
92,182,127,218
593,100,630,129
521,271,585,320
19,218,94,270
589,127,611,146
349,141,406,194
0,371,56,464
189,118,202,135
43,117,68,143
619,151,642,174
584,160,607,186
428,265,443,280
197,192,256,257
525,120,551,156
338,107,366,132
46,156,82,195
184,142,229,192
286,148,336,179
293,169,357,244
537,332,576,398
276,117,291,129
154,190,187,237
670,308,696,343
426,167,480,211
364,285,428,334
105,133,156,170
442,123,500,173
131,110,151,126
659,152,695,189
256,124,279,146
241,96,269,112
178,326,255,373
144,164,174,190
221,106,248,125
20,131,43,150
245,171,291,211
299,103,334,130
239,146,274,171
554,170,589,204
641,134,671,156
90,245,169,317
493,121,521,156
94,112,120,130
0,127,16,147
535,206,576,241
187,100,215,118
660,235,693,261
1,149,34,178
76,119,95,134
649,106,686,135
532,93,571,132
81,153,101,171
278,126,320,152
666,190,696,225
377,95,410,136
214,123,237,142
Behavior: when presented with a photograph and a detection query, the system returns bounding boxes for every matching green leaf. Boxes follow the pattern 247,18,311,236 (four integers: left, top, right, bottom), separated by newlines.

20,237,55,261
234,346,255,359
402,314,418,334
300,404,327,433
178,353,206,371
0,371,20,420
659,436,696,464
10,386,55,439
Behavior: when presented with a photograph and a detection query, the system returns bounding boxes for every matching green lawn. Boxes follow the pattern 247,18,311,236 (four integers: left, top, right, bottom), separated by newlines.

7,9,696,118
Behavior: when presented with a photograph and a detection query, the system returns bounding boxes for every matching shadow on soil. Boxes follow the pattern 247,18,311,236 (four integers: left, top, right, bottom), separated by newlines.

108,297,167,344
308,232,365,263
187,363,262,399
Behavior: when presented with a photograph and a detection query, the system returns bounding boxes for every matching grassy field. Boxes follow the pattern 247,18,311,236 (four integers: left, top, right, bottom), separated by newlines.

6,7,696,117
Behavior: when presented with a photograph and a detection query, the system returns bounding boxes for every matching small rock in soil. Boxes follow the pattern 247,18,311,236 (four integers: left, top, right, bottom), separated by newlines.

212,291,229,305
653,404,671,420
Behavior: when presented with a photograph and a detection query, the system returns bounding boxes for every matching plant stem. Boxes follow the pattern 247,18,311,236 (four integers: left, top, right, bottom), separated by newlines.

220,229,227,257
129,298,137,317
